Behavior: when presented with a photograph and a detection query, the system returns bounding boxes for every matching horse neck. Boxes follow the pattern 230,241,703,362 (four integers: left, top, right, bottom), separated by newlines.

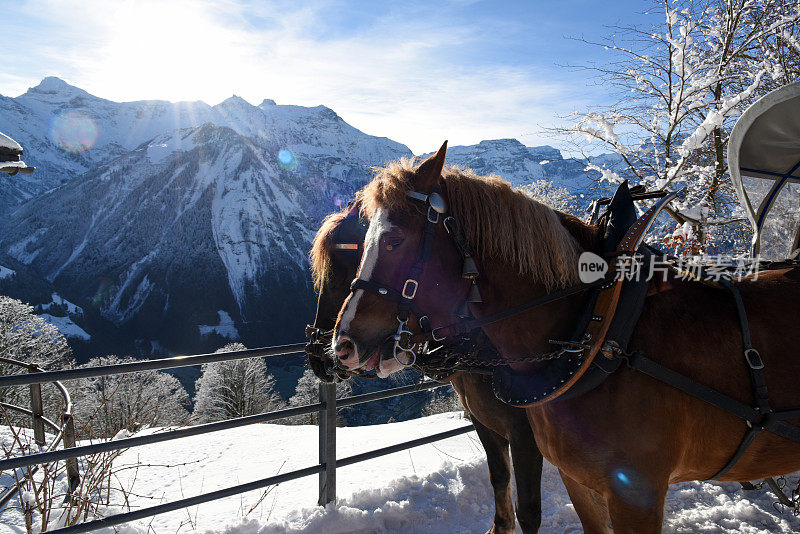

471,211,602,359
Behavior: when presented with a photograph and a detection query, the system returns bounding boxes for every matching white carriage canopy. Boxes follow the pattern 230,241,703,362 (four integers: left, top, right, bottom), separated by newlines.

729,82,800,259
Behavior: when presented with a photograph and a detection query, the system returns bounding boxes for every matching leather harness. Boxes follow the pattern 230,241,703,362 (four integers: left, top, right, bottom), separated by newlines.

341,180,800,482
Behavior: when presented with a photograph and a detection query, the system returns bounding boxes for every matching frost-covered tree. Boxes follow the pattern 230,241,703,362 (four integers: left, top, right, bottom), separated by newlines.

192,343,284,423
71,355,190,439
422,387,466,417
521,180,582,216
0,296,73,425
558,0,800,254
287,368,352,425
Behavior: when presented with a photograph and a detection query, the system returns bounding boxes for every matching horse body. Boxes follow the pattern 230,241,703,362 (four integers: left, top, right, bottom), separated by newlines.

333,144,800,533
308,204,543,533
522,267,800,531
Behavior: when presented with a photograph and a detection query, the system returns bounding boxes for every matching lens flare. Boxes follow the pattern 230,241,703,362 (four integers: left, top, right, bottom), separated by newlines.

333,194,343,207
50,111,98,153
611,468,654,508
277,148,297,171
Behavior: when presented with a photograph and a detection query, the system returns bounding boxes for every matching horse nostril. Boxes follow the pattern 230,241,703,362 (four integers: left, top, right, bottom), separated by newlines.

335,337,354,359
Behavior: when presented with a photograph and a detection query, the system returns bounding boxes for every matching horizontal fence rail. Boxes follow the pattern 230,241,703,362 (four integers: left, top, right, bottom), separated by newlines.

0,342,476,533
0,344,307,388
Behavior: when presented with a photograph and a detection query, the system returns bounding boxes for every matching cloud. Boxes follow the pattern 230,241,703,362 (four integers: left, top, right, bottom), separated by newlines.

3,0,596,153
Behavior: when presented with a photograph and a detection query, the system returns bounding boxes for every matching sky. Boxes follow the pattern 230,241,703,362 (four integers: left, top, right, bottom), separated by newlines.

1,0,657,154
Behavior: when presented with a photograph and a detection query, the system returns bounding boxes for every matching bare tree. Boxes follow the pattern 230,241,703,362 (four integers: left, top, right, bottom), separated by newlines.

287,368,351,425
71,355,190,439
556,0,800,253
0,296,73,425
192,343,284,423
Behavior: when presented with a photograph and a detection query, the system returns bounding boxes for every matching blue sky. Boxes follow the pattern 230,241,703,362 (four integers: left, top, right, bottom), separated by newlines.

1,0,657,154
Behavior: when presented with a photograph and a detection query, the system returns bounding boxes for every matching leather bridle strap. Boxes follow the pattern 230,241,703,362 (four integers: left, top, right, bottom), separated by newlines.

409,275,614,343
349,278,430,330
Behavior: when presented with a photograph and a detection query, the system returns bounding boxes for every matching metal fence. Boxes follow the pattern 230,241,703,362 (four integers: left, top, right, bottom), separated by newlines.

0,343,474,533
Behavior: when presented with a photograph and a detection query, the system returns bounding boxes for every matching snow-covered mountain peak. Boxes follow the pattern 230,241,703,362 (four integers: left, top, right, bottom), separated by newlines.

475,138,526,149
216,95,255,110
259,99,277,108
23,76,96,102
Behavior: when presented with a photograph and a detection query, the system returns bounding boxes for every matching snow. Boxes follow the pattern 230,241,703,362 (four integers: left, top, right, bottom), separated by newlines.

38,313,90,340
0,131,22,152
199,310,240,340
39,293,83,315
0,265,15,279
1,413,798,534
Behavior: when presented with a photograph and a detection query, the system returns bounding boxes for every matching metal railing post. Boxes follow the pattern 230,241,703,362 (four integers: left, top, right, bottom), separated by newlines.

28,366,45,447
62,412,80,501
318,382,336,506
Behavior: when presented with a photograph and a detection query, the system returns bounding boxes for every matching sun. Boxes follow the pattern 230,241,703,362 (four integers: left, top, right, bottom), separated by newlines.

97,1,249,103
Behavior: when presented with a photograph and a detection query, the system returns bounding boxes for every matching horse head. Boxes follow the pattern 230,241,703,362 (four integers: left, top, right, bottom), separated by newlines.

307,201,369,381
332,142,477,377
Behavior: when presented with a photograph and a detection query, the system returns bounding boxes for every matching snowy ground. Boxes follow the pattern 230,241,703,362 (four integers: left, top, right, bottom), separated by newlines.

1,413,799,533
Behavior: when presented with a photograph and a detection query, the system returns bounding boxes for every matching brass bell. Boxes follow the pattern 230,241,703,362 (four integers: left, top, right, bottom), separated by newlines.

466,280,482,303
456,301,473,318
462,255,479,279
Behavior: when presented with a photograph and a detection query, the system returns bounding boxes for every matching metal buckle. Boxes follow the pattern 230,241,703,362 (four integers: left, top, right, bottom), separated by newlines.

393,318,417,366
402,279,418,299
745,348,764,369
427,206,440,224
431,327,446,342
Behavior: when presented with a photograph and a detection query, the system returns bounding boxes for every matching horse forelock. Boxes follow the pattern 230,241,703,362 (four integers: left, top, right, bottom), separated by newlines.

310,209,350,292
359,158,583,289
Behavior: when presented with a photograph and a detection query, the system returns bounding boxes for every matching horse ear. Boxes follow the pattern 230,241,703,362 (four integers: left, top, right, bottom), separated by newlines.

414,140,447,192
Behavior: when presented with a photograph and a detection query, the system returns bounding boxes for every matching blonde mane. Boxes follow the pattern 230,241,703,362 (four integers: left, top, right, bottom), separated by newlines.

309,208,350,291
359,158,581,289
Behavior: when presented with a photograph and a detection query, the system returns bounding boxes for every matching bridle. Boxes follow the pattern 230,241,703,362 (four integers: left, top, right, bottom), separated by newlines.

347,183,613,370
349,184,483,368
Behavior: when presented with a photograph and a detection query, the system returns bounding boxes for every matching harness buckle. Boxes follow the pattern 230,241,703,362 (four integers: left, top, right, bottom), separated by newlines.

427,206,440,224
393,317,417,367
402,279,419,299
745,348,764,369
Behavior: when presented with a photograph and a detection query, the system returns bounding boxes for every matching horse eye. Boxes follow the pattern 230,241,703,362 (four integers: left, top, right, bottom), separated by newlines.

385,237,403,251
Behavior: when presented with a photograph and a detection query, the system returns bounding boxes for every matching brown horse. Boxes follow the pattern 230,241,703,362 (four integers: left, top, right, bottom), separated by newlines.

308,203,544,534
331,144,800,533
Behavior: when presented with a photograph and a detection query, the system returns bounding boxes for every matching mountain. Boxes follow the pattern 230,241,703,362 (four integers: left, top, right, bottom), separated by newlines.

422,138,621,201
0,78,410,356
0,78,618,358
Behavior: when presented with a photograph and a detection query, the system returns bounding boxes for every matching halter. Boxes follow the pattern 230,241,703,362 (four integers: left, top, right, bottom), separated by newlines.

349,184,482,367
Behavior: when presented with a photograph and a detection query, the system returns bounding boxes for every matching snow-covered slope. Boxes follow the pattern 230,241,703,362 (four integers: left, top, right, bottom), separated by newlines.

0,120,408,350
2,413,797,534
